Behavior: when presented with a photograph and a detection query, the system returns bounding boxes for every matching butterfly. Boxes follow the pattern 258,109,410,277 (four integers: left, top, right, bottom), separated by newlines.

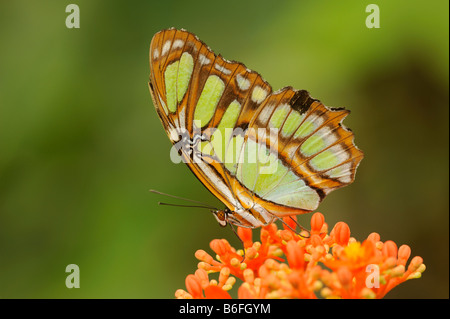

148,28,363,229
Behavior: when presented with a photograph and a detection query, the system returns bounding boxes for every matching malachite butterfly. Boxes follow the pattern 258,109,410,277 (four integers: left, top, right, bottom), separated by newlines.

148,28,364,229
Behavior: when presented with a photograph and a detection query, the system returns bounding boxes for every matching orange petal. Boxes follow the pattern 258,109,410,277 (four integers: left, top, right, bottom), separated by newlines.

310,234,323,247
238,227,253,248
408,256,424,272
280,229,294,242
185,274,203,299
204,285,232,299
195,268,209,289
286,240,304,269
283,215,298,231
218,267,231,286
195,250,214,264
243,268,255,284
398,245,411,266
311,213,325,233
333,222,350,246
382,240,398,259
210,239,229,255
337,266,353,288
238,284,256,299
367,232,381,243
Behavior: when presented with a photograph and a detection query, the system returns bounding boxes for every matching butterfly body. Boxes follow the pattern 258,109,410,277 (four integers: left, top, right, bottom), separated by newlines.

149,28,363,228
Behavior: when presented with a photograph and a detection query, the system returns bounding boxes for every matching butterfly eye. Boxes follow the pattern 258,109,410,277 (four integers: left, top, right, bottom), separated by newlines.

217,211,225,221
212,210,228,227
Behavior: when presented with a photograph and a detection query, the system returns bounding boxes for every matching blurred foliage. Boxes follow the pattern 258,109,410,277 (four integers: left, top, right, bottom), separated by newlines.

0,0,448,298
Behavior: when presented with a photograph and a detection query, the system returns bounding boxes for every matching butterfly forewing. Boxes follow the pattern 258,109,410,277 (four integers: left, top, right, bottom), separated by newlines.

149,28,364,228
150,29,248,214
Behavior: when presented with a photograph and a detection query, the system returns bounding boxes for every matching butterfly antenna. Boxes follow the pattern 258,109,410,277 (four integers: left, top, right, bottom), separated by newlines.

158,202,216,210
149,189,217,210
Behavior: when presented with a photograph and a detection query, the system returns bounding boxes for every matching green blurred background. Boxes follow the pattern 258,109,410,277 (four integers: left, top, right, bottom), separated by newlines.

0,0,448,298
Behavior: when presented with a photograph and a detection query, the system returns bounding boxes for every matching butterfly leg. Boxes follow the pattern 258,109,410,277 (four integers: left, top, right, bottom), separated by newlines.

228,222,246,262
276,216,311,238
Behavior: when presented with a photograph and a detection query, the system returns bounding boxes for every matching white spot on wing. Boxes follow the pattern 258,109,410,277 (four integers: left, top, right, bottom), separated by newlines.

215,63,231,75
338,175,352,183
168,127,180,142
236,73,250,90
199,54,210,65
153,48,159,60
178,107,186,129
162,40,171,56
172,39,184,49
257,103,276,124
158,94,168,115
328,144,350,163
324,161,352,182
317,126,338,147
251,86,268,104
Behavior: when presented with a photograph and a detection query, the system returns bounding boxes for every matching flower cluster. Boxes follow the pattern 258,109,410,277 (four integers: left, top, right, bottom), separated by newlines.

175,213,425,299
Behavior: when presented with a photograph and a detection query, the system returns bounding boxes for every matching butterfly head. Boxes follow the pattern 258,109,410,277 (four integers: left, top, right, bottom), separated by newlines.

212,208,232,227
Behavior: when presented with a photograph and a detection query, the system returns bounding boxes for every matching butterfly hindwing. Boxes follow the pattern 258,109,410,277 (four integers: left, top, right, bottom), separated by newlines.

234,88,364,217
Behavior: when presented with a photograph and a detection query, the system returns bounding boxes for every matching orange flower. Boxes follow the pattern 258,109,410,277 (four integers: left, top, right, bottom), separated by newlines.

176,213,426,299
175,268,233,299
